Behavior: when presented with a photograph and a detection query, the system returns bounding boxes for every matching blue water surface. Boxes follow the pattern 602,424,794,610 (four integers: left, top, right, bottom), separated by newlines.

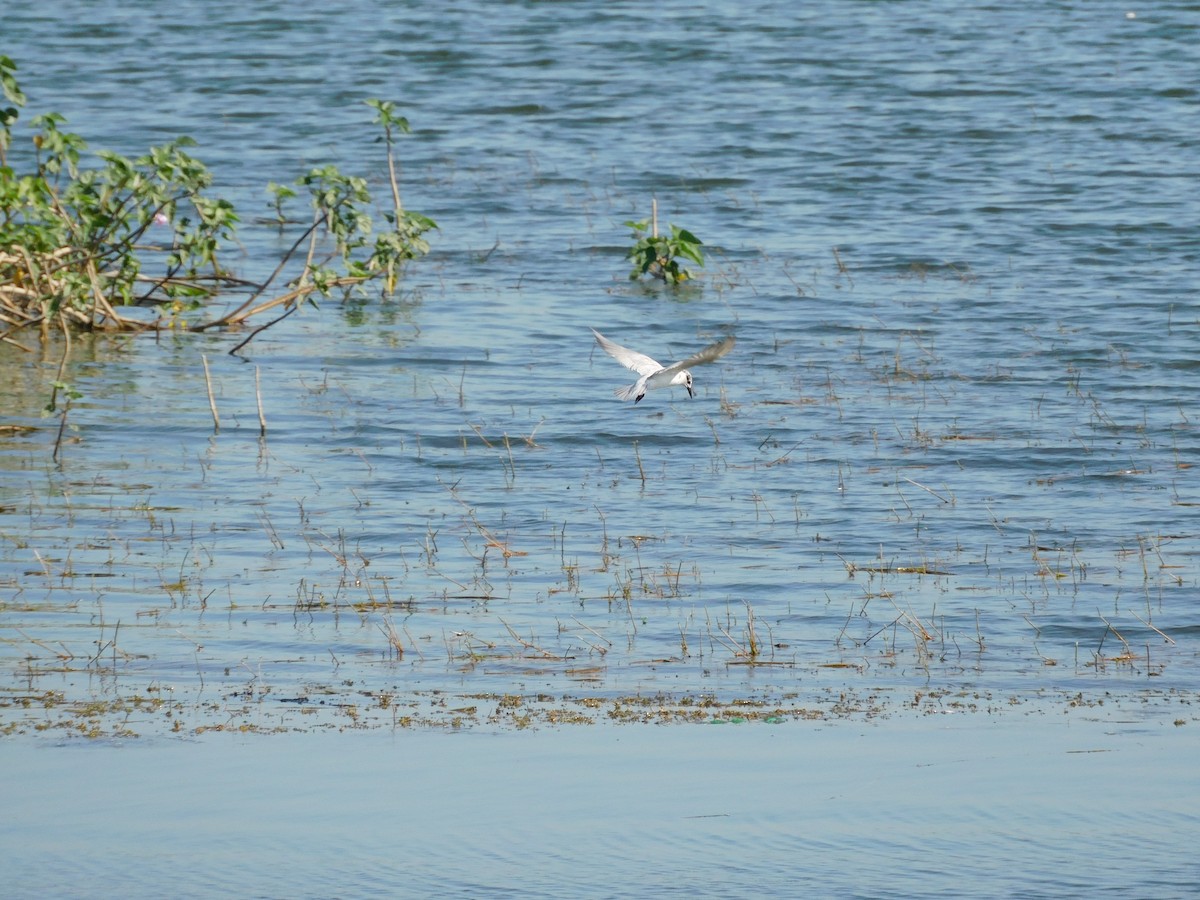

2,2,1199,895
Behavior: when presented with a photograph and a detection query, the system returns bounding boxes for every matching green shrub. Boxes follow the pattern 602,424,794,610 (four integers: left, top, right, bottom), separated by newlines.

0,56,435,339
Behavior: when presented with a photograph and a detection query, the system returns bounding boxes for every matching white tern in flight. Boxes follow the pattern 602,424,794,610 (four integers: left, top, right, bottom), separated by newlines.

590,328,736,403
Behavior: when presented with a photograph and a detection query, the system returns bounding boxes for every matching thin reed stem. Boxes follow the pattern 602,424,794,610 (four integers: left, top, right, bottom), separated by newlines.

202,354,220,432
255,365,266,436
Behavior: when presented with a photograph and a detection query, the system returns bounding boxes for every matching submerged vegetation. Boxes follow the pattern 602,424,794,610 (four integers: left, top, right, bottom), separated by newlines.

0,56,435,346
5,681,1171,739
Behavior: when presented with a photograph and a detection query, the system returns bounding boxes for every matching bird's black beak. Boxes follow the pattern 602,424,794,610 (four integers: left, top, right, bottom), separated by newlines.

687,385,694,399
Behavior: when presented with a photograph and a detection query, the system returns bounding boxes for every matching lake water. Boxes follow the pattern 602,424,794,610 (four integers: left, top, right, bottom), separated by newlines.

3,1,1199,895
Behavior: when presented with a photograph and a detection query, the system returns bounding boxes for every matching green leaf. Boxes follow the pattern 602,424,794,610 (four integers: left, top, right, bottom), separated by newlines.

672,226,701,245
0,56,25,106
675,243,705,266
365,98,411,134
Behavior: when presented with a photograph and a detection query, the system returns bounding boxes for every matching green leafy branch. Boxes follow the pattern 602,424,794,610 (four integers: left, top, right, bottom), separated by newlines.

0,56,435,348
195,100,437,347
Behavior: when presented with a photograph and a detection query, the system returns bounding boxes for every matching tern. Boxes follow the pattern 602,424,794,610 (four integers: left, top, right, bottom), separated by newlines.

590,328,736,403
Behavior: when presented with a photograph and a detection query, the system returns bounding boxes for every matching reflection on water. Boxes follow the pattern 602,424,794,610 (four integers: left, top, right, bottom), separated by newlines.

2,0,1199,893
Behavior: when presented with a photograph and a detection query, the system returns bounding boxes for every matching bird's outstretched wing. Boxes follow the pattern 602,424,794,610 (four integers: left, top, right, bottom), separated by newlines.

591,328,663,376
661,334,736,375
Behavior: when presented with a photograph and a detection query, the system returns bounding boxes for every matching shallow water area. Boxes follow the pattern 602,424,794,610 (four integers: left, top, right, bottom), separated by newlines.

3,1,1200,894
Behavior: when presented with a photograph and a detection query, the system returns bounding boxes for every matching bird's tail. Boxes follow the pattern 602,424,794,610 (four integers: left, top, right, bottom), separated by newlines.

613,383,640,402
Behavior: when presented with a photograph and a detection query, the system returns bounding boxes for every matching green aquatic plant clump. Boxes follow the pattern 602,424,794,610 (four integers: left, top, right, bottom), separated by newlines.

0,57,237,328
0,56,436,337
625,214,704,284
